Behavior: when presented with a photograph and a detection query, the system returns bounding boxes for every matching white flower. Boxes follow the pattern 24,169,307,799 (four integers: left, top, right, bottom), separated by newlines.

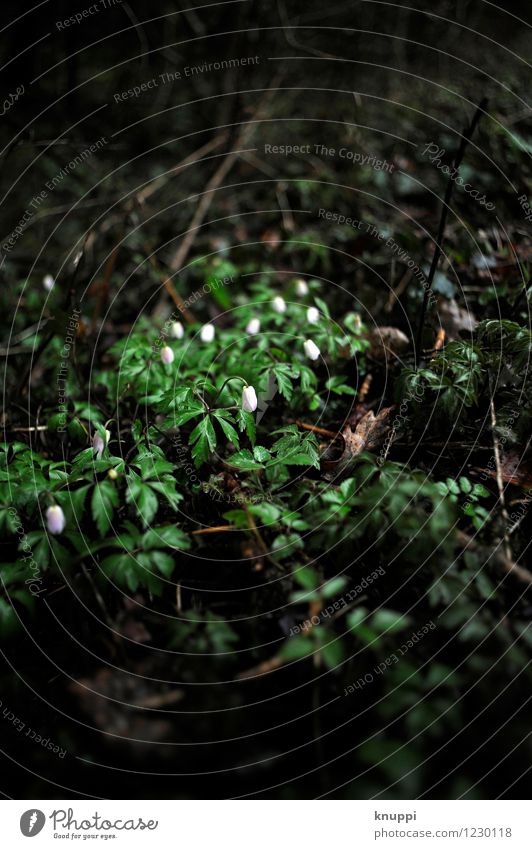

200,323,215,342
46,505,66,535
43,274,55,291
295,279,308,296
93,429,111,459
170,321,184,339
246,317,261,335
160,346,174,365
307,306,319,324
242,385,258,413
272,296,286,314
304,339,320,361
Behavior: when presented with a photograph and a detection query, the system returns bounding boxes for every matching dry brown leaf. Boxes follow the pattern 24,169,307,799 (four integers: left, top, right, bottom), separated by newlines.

478,451,532,489
436,297,477,339
69,667,183,742
323,407,394,480
369,326,410,359
342,407,394,457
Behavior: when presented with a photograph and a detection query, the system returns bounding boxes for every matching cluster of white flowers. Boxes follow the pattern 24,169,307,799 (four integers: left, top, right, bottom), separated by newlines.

47,284,322,536
158,293,323,410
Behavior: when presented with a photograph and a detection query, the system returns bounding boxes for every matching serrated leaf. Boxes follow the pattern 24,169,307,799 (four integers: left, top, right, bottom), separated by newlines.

226,449,264,471
172,402,206,427
272,532,303,559
212,410,240,446
253,446,271,463
149,550,175,578
235,408,256,444
271,365,294,400
126,474,159,527
91,481,118,535
142,525,190,551
189,416,217,467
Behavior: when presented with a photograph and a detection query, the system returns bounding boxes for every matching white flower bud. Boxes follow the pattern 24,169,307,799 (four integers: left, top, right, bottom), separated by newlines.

46,505,66,535
295,279,308,296
43,274,55,291
272,296,286,314
246,317,261,335
200,323,215,342
170,321,184,339
304,339,320,361
242,385,258,413
307,306,319,324
160,346,174,365
93,429,111,459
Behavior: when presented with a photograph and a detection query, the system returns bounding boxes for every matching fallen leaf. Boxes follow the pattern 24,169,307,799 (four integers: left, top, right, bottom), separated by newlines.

323,407,394,480
478,451,532,489
342,407,394,457
369,327,410,360
437,297,477,339
69,666,183,743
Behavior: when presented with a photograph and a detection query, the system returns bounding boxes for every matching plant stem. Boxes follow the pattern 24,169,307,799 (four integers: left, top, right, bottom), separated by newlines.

415,98,488,361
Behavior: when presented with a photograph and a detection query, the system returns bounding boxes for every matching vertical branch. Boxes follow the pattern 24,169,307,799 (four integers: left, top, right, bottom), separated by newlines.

415,98,488,360
489,390,513,565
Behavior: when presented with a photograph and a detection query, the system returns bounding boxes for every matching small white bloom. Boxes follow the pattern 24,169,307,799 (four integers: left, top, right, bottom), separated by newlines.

93,429,111,459
43,274,55,291
242,385,258,413
160,345,174,365
295,279,308,296
272,296,286,314
304,339,320,361
246,317,261,335
200,323,215,342
307,306,319,325
46,505,66,535
170,321,184,339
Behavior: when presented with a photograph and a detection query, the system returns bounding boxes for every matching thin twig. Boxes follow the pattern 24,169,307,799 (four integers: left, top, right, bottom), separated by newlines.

489,392,513,565
191,525,235,535
415,98,488,359
294,420,338,438
159,79,281,310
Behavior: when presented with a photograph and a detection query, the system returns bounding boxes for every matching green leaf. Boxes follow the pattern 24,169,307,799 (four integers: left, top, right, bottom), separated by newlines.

293,565,319,590
189,416,217,467
325,376,356,395
248,502,281,524
126,473,158,527
101,553,140,592
235,408,256,444
149,550,175,578
272,532,303,559
69,485,91,521
226,450,264,472
0,597,19,637
173,401,206,427
91,480,118,535
271,364,294,400
459,476,473,493
322,576,348,598
280,635,315,660
149,478,183,511
142,526,190,551
212,410,240,446
319,635,346,670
